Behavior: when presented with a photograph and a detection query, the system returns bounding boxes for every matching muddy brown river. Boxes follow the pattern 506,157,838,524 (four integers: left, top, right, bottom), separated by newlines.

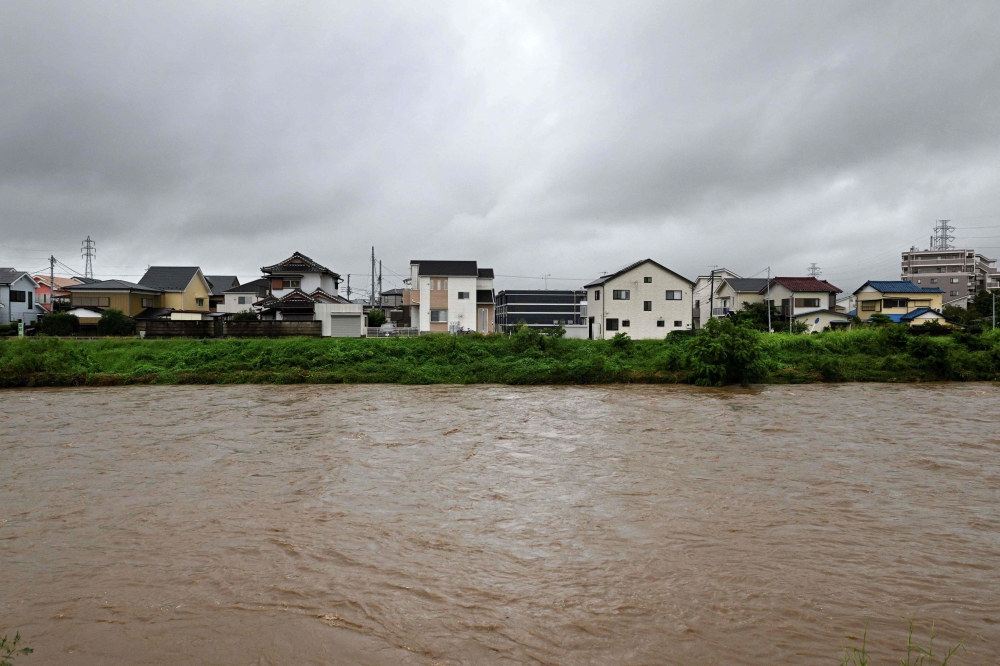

2,384,999,664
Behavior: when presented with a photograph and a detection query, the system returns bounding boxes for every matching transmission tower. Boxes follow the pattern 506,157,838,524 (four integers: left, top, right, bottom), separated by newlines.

930,220,955,251
81,236,96,279
807,263,822,278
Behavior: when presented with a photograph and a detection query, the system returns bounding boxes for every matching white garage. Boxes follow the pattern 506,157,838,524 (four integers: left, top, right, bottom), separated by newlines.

315,303,366,337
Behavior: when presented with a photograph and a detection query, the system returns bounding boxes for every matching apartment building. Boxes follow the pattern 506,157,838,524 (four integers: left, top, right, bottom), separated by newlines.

901,248,1000,308
584,259,693,339
494,290,586,332
404,261,495,333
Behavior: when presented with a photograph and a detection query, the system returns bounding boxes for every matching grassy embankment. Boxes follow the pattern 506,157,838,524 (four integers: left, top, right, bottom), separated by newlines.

2,324,1000,388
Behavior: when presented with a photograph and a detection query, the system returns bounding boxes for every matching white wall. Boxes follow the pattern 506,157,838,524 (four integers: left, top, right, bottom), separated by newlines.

448,276,479,331
315,303,365,336
0,275,40,324
587,263,692,340
767,285,836,316
220,293,259,314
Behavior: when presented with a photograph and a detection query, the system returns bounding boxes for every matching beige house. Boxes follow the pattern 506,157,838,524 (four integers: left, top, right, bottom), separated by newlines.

852,280,944,323
584,259,693,339
404,261,495,333
139,267,213,314
64,280,163,320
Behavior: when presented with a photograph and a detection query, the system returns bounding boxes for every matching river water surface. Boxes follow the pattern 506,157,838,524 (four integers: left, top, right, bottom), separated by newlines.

2,384,999,664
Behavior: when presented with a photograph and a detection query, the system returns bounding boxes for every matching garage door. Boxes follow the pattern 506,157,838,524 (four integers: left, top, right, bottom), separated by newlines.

329,314,362,337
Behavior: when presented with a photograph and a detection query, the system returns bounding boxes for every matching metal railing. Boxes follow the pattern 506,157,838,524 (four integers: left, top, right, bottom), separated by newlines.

366,327,420,338
712,307,730,316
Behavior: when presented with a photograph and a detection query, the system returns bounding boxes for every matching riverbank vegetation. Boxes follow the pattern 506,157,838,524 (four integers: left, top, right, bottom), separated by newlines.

2,320,1000,387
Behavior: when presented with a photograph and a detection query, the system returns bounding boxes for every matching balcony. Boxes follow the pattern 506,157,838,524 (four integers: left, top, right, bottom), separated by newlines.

402,289,419,306
712,307,730,316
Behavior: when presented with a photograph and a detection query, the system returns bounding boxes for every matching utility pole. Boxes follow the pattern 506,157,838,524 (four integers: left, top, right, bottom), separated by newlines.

708,266,717,321
807,263,821,278
81,236,96,279
766,267,772,333
378,260,382,307
346,274,351,301
370,247,376,307
49,256,55,313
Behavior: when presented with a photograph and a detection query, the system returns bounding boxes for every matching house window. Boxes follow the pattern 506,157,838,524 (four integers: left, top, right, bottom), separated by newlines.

430,309,448,322
665,290,682,300
141,298,153,308
74,296,111,307
605,318,619,331
643,277,652,283
594,289,600,300
27,292,33,308
621,319,630,327
930,278,938,284
431,279,448,291
915,279,922,284
457,292,469,299
656,320,665,327
643,301,652,311
674,320,682,327
238,296,248,305
258,286,268,297
9,290,25,302
281,279,301,289
195,298,204,307
950,290,960,297
951,278,959,283
612,290,630,300
860,300,880,312
794,298,820,308
883,299,907,309
694,299,700,308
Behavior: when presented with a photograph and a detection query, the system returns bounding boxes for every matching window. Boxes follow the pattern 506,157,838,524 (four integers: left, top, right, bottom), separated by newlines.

950,290,960,297
141,298,153,308
656,320,665,327
910,300,930,308
643,301,652,311
430,309,448,322
951,278,959,283
674,320,682,327
195,298,204,307
238,296,248,305
930,278,938,284
74,296,110,307
594,289,600,300
915,279,922,284
27,292,32,309
612,290,630,300
643,276,652,283
431,278,448,291
883,299,907,309
621,319,630,327
605,318,619,331
9,290,25,302
281,279,300,289
695,300,700,308
860,300,880,312
457,292,469,299
794,298,820,308
257,286,268,297
665,290,682,300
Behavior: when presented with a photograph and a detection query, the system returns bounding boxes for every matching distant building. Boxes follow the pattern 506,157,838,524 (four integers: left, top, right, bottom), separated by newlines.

851,280,946,325
32,274,81,312
64,279,162,319
691,268,740,329
404,261,495,333
0,268,44,325
494,290,586,332
762,277,842,324
205,275,240,312
901,248,1000,308
256,252,348,321
139,266,213,314
220,278,270,314
584,259,693,339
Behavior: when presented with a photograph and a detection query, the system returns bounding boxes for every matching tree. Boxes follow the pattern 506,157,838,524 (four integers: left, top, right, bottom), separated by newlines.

40,312,80,336
97,308,135,336
232,309,259,322
730,301,778,332
367,309,386,327
688,317,770,386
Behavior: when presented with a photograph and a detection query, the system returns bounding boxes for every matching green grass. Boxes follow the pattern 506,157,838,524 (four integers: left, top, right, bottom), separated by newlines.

1,326,999,387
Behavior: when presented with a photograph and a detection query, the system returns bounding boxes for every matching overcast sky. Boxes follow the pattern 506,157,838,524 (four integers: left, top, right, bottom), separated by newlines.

2,1,999,295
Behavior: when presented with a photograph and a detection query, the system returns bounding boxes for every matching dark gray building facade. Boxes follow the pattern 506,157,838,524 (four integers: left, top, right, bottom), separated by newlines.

495,290,586,332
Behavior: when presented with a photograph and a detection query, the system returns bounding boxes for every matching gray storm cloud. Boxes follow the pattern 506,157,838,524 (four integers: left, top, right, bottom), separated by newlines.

1,1,998,291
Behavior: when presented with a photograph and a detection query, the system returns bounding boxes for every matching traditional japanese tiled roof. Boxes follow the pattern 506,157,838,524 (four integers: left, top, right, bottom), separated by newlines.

310,288,349,304
584,259,693,288
258,289,318,308
853,280,945,295
139,267,204,292
261,252,339,278
761,277,842,294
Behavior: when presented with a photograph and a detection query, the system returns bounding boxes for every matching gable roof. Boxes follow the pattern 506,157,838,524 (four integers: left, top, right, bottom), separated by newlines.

225,277,270,294
205,275,239,295
854,280,945,295
261,252,339,278
0,268,29,286
412,260,479,277
310,288,349,304
761,277,842,294
33,275,81,289
791,308,852,320
65,279,159,292
722,277,769,293
139,266,204,292
478,268,494,279
584,258,693,288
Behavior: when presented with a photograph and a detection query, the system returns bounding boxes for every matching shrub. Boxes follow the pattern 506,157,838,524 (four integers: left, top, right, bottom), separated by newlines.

232,309,259,322
688,317,769,386
40,312,80,336
97,308,135,336
367,309,386,327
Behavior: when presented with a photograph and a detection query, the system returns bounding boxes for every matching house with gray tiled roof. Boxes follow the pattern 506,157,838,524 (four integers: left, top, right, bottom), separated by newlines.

1,268,44,325
139,266,213,315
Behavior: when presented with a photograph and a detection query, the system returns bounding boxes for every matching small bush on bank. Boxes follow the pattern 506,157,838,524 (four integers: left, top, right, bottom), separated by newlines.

40,312,80,336
97,309,135,336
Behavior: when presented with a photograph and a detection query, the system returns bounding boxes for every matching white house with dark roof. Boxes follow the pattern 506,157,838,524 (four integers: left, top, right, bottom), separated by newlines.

254,252,349,321
692,268,741,329
405,261,495,333
761,277,843,325
584,259,694,339
205,275,239,312
220,278,270,314
0,268,43,325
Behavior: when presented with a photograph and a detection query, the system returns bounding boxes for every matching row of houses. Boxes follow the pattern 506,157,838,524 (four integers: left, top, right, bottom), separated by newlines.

3,243,997,337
